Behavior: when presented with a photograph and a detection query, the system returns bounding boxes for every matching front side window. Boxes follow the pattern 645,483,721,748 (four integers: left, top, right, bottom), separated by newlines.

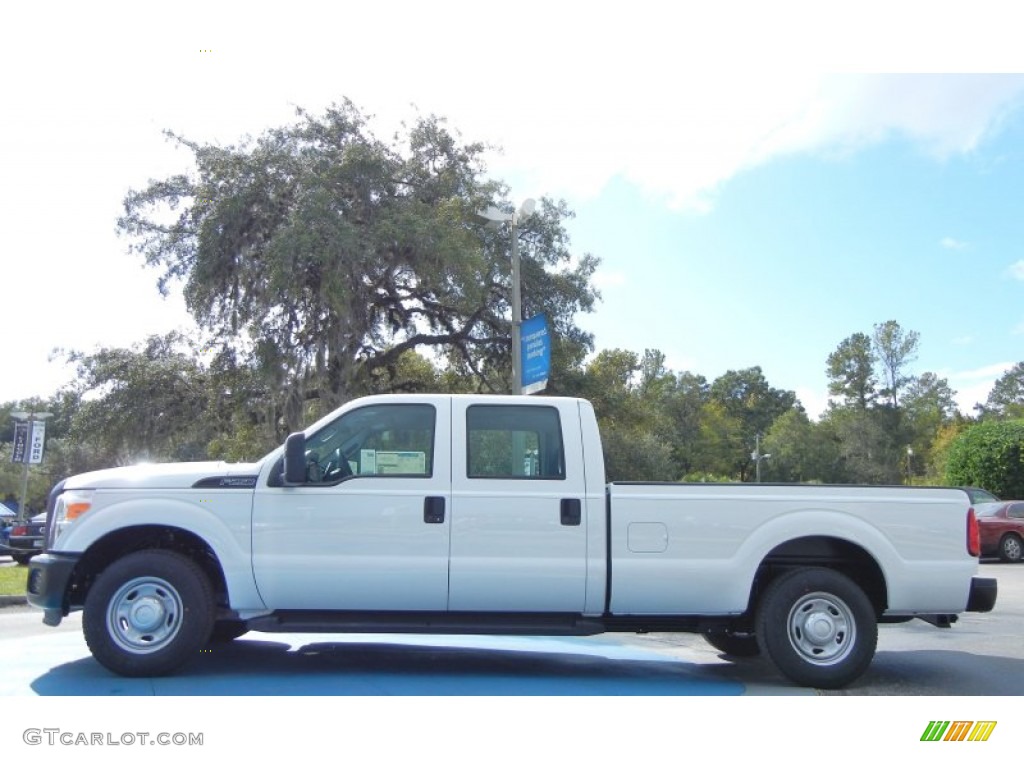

467,405,565,480
303,404,435,483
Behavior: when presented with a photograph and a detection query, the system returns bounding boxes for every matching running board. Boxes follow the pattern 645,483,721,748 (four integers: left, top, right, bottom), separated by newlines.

247,610,607,636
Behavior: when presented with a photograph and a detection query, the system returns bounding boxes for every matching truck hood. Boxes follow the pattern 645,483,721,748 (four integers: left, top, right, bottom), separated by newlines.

63,460,265,490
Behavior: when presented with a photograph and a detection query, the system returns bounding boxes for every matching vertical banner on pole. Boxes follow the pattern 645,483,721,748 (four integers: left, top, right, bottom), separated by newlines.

29,420,46,464
520,314,551,395
11,422,28,464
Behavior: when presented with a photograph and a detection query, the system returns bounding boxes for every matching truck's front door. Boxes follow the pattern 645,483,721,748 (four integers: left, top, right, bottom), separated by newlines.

252,399,451,611
448,399,589,612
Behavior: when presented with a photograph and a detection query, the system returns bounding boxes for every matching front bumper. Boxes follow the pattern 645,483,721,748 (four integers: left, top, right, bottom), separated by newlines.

966,576,997,613
25,552,80,626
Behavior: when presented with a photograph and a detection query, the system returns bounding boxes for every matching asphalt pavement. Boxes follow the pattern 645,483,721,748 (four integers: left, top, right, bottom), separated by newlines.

1,558,1019,696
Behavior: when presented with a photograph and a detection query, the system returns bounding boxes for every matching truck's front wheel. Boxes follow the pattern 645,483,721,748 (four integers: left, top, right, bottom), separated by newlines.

83,550,215,677
755,567,877,689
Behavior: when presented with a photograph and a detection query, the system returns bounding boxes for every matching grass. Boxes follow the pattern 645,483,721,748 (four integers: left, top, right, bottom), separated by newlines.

0,563,28,597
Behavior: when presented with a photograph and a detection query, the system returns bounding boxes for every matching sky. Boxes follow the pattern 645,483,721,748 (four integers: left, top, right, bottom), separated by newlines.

2,3,1023,422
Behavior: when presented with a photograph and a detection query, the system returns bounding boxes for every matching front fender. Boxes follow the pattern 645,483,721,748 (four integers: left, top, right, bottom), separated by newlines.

56,492,264,611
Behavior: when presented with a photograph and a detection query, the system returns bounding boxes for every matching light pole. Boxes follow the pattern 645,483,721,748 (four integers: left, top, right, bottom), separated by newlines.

474,198,536,394
906,446,914,484
11,410,52,519
751,433,771,483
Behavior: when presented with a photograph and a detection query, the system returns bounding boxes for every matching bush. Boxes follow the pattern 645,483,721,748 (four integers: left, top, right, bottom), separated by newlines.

945,420,1024,499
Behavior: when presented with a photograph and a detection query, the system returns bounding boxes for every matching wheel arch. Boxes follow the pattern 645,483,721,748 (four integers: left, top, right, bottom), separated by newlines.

750,535,888,617
67,525,232,615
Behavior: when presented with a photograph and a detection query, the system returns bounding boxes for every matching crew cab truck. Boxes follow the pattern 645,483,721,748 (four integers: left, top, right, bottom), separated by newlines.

26,394,997,688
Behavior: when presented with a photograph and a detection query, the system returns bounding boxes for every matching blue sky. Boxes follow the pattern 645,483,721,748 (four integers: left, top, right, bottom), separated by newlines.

2,4,1023,421
570,120,1024,417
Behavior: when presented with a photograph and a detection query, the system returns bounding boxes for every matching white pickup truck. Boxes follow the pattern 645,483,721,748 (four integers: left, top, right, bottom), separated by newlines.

27,394,996,688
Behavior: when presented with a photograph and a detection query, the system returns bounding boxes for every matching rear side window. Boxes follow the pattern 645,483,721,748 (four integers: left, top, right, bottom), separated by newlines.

467,405,565,480
1009,503,1024,519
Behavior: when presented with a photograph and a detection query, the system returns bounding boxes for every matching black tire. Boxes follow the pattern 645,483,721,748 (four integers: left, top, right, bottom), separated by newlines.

209,620,249,643
755,567,877,689
998,534,1023,563
12,553,32,565
701,629,761,657
83,550,215,677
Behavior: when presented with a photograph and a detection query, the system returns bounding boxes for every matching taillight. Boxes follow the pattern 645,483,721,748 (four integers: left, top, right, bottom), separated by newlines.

967,507,980,557
11,525,26,536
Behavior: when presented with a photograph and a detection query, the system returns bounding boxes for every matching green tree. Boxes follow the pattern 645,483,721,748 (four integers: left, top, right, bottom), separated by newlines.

708,367,797,480
978,362,1024,420
945,419,1024,498
61,333,216,464
902,372,957,478
762,408,842,483
658,370,710,478
118,100,598,432
823,405,902,484
572,349,674,481
826,332,876,409
872,320,920,409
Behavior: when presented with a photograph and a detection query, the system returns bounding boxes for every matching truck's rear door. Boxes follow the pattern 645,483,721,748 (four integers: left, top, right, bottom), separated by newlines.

448,398,589,612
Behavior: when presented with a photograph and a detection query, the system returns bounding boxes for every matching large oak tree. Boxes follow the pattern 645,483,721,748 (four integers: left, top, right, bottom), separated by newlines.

119,100,599,432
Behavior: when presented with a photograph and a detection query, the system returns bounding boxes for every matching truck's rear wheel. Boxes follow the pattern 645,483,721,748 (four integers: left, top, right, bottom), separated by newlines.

701,629,760,657
83,550,214,677
755,567,877,689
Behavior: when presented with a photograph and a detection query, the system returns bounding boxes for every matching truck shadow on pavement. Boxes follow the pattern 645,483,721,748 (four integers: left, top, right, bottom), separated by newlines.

828,649,1024,696
30,635,757,696
28,636,1020,696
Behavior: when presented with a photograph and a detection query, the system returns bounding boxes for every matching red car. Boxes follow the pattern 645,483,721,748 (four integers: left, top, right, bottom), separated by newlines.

975,501,1024,563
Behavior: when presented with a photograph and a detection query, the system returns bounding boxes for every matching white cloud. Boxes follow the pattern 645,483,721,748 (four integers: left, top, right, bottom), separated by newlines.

1014,322,1024,336
951,335,974,346
796,387,831,422
482,73,1024,213
940,237,969,250
946,362,1015,415
1008,260,1024,281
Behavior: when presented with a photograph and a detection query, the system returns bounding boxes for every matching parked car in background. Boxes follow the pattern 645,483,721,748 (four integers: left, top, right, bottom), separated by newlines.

975,501,1024,562
7,512,46,565
0,502,15,555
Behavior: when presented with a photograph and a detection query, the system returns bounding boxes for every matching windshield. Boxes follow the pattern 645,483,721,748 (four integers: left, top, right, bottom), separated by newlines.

966,487,1000,504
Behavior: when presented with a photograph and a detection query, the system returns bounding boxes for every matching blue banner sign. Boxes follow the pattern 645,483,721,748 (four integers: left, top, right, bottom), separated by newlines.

520,314,551,395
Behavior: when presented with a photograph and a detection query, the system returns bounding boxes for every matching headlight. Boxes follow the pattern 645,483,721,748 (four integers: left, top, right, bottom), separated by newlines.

50,490,93,547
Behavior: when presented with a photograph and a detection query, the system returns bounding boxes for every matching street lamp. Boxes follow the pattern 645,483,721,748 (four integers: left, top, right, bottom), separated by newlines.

474,198,536,394
10,410,52,520
906,446,914,484
751,433,771,483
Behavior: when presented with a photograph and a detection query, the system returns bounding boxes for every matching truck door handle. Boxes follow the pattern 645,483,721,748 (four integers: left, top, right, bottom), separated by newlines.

424,496,445,524
560,498,581,526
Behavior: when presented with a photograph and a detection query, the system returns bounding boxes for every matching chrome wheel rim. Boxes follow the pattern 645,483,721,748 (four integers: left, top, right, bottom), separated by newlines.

106,576,183,654
786,591,856,666
1005,538,1022,561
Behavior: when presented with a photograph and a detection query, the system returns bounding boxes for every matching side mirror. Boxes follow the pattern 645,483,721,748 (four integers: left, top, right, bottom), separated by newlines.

282,433,307,485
